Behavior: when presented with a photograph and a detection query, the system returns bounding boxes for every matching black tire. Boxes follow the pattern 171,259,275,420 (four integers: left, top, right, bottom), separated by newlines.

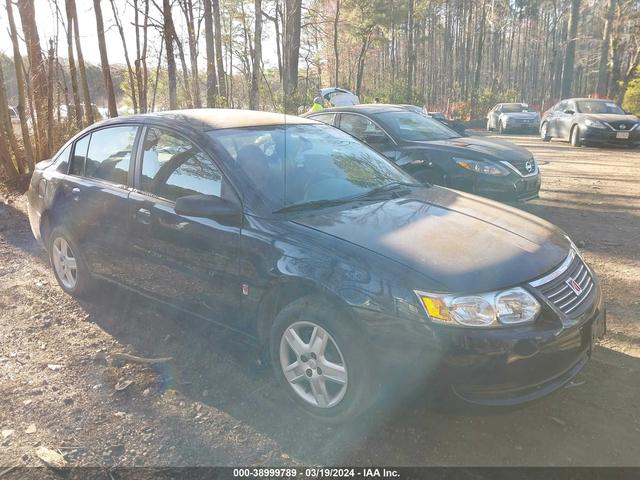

570,125,582,147
269,295,377,423
486,120,493,132
48,226,94,297
540,122,551,142
498,121,506,134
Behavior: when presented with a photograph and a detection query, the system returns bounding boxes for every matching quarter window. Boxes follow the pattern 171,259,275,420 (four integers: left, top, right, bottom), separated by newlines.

310,113,336,125
85,126,138,185
70,135,90,176
140,127,222,202
54,144,72,174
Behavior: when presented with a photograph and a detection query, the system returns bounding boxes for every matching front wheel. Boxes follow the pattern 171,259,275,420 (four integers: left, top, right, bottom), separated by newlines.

270,295,377,423
570,126,582,147
48,226,94,297
540,122,551,142
498,121,506,134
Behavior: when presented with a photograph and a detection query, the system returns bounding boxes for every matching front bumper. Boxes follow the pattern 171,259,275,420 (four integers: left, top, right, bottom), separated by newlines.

580,127,640,147
503,121,539,132
363,274,604,407
463,171,541,202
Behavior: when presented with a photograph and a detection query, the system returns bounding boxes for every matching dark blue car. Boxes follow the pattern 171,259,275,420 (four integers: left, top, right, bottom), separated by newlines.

27,109,605,422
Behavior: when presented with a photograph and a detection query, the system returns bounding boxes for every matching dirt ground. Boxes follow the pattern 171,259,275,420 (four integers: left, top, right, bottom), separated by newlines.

1,133,639,471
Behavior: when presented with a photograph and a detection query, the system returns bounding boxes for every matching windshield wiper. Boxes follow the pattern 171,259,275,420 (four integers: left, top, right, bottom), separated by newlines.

352,181,420,200
273,197,356,214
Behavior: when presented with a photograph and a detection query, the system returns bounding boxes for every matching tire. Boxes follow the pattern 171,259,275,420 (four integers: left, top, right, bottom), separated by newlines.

540,122,551,142
48,226,94,297
486,120,493,132
270,295,377,423
498,121,506,134
570,125,582,147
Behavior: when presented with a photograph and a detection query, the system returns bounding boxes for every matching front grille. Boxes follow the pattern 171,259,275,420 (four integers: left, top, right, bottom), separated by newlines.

603,120,638,131
530,251,595,317
505,157,536,176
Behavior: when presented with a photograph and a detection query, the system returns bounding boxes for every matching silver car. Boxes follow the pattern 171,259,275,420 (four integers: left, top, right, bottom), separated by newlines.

487,103,540,134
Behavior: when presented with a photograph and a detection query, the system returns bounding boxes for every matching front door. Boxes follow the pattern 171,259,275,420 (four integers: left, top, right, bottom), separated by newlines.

128,126,242,327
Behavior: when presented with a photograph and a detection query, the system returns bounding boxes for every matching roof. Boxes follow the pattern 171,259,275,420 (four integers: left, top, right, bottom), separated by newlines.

318,104,410,115
99,108,316,131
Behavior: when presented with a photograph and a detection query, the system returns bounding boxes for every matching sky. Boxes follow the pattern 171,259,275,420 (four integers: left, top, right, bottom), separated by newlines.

0,0,279,71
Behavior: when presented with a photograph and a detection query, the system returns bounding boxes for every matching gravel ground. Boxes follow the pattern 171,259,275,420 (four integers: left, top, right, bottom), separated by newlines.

0,134,639,472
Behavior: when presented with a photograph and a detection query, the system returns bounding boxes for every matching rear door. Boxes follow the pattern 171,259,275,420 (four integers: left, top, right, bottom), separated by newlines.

127,126,242,326
61,125,140,282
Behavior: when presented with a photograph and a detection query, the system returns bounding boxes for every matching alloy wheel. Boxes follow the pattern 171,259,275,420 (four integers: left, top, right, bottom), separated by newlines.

279,321,348,408
52,237,78,290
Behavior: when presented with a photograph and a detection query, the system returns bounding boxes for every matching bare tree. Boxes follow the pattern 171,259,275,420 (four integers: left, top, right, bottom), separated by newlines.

283,0,302,101
204,0,219,107
5,0,34,169
67,0,94,124
250,0,263,109
110,0,139,112
162,0,178,109
93,0,118,117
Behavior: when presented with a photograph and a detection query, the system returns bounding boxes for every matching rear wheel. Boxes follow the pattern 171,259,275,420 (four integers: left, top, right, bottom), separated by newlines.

270,295,377,423
498,121,506,134
540,122,551,142
48,226,94,297
570,125,582,147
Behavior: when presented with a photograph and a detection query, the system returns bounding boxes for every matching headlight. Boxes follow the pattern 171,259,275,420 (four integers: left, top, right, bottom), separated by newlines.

584,119,606,129
415,287,540,328
453,157,510,176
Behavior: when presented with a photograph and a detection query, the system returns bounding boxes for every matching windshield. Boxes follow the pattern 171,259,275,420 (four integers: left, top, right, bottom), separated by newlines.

209,124,418,212
576,100,625,115
501,103,531,113
375,111,459,141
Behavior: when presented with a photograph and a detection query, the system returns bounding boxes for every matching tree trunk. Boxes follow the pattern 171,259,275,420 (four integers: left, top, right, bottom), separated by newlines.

93,0,118,117
596,0,616,97
162,0,178,109
283,0,302,101
6,0,34,169
333,0,340,86
561,0,580,98
109,0,138,112
212,0,227,103
63,0,83,127
0,60,22,177
406,0,415,102
17,0,50,160
180,0,202,108
204,0,218,107
250,0,262,109
68,0,94,124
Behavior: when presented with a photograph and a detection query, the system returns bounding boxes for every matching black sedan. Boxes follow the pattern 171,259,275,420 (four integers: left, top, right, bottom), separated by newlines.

306,105,540,202
540,98,640,147
28,109,605,422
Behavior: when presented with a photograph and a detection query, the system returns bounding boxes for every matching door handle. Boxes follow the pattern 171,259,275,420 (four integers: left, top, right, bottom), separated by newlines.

135,207,152,224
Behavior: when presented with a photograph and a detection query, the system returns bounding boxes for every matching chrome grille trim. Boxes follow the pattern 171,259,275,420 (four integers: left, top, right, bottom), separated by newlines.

529,250,575,288
529,249,595,317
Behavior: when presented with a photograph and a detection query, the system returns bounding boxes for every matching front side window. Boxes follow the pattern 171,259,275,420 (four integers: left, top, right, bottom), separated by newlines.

140,127,222,202
85,126,138,185
376,111,459,141
210,124,417,212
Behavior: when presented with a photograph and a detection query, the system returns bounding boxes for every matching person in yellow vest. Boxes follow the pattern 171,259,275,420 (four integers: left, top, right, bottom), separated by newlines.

308,96,324,113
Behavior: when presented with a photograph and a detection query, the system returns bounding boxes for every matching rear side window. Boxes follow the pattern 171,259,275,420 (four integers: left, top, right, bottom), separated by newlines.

70,135,90,176
85,126,138,185
140,127,222,202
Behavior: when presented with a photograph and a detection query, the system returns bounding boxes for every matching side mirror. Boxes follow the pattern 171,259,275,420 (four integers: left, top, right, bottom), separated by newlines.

174,194,240,218
363,132,390,145
564,109,575,115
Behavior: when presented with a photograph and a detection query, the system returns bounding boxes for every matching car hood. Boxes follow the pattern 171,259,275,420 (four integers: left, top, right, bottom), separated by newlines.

582,113,639,123
292,187,570,293
500,112,539,120
413,136,532,162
